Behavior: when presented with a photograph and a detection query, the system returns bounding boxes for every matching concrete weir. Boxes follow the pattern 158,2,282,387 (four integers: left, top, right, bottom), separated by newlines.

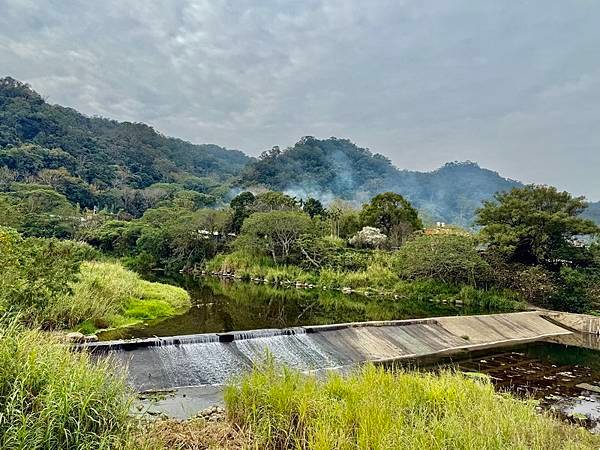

85,311,573,392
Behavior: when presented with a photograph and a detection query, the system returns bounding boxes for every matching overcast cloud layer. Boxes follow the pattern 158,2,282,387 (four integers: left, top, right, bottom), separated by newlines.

1,0,599,198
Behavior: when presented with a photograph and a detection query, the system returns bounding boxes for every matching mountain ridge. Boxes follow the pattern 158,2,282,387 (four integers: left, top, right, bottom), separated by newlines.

1,77,596,226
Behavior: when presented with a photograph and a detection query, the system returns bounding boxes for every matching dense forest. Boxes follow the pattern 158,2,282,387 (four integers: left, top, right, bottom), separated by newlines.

240,137,522,225
0,77,542,227
0,77,249,217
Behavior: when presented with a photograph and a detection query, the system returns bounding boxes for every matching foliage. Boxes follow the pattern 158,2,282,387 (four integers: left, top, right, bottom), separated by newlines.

229,191,255,232
550,267,600,313
0,318,133,449
303,197,326,218
235,210,314,264
477,185,599,266
80,206,233,274
0,183,80,238
48,261,190,332
393,234,491,286
0,227,94,323
359,192,423,246
327,199,361,239
250,191,298,212
348,226,387,249
0,77,247,217
225,362,597,449
240,135,521,226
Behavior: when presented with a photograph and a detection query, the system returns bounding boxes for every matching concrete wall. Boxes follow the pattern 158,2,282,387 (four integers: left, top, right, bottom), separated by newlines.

89,311,572,392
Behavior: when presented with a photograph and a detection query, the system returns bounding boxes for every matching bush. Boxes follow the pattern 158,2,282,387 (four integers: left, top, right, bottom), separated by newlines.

226,362,598,449
394,234,491,286
0,227,89,323
348,226,387,249
0,318,133,449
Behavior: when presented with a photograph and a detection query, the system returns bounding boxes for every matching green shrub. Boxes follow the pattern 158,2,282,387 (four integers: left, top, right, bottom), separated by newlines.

226,361,598,449
394,234,491,286
0,318,133,449
0,227,90,323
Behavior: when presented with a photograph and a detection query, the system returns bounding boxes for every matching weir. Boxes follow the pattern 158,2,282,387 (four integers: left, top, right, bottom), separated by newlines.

86,311,575,392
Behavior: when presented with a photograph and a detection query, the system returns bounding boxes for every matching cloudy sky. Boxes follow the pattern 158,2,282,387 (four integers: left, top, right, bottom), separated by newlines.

1,0,599,198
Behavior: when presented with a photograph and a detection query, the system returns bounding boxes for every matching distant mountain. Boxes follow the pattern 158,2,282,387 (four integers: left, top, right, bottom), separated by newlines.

2,78,593,227
240,136,522,226
0,77,249,190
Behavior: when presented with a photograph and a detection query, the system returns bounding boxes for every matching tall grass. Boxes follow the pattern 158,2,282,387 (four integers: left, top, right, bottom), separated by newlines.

226,361,598,449
48,261,190,332
0,317,133,449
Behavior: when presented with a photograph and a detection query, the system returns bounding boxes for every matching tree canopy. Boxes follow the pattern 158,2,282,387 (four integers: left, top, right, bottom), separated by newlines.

476,185,599,266
359,192,423,246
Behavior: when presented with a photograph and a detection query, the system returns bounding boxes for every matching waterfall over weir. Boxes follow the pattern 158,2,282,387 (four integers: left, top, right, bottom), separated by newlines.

85,312,574,392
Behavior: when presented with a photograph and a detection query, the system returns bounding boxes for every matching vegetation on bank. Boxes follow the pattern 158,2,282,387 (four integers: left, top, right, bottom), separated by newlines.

206,249,523,311
0,226,190,333
52,261,190,334
0,318,133,449
225,362,599,449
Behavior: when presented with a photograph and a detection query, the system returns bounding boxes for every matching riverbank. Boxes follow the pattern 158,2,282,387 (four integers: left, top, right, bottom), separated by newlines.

202,250,525,311
130,363,599,449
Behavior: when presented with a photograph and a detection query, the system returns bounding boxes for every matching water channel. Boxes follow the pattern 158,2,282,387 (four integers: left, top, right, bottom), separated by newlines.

98,276,510,340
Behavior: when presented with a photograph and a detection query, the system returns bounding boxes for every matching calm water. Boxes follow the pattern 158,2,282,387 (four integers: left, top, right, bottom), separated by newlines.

98,277,508,341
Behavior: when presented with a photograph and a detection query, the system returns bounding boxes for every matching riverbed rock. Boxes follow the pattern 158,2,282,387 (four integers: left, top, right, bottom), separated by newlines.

197,405,226,422
65,331,85,343
84,334,99,343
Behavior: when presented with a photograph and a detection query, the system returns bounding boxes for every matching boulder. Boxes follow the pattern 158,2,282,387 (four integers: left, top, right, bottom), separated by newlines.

65,331,85,343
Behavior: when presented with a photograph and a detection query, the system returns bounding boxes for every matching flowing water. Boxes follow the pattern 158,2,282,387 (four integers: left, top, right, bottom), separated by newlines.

98,277,510,341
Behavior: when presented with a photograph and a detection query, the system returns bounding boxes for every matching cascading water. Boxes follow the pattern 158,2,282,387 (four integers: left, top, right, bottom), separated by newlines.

91,312,569,392
99,327,349,391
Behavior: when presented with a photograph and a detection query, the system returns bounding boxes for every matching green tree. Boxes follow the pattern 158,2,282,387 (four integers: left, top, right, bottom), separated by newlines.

236,211,313,263
476,185,599,266
250,191,298,213
359,192,422,246
303,197,326,218
230,191,256,232
0,227,90,323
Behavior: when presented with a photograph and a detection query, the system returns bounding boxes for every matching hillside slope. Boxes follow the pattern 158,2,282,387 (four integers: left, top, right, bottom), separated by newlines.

240,136,521,226
0,77,249,189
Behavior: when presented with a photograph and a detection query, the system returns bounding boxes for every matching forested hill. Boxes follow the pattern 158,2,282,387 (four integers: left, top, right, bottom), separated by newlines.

0,77,249,190
239,136,522,226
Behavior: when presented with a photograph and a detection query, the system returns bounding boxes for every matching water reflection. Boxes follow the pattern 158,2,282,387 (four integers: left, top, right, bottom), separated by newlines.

99,277,509,341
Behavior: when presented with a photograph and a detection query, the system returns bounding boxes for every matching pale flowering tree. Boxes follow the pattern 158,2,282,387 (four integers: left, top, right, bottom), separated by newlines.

349,226,387,249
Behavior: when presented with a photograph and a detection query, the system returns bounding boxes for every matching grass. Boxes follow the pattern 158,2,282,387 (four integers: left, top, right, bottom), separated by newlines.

0,317,133,449
48,261,191,333
128,417,251,450
225,361,599,449
206,251,524,311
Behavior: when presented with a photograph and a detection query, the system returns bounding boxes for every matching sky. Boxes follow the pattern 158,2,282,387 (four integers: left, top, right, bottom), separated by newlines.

1,0,599,199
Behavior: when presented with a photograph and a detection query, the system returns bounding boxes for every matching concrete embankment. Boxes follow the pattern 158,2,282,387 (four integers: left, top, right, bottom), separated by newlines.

87,311,572,392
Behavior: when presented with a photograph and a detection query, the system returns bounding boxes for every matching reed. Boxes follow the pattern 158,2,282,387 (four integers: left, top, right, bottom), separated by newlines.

226,361,598,449
0,318,133,449
47,261,190,332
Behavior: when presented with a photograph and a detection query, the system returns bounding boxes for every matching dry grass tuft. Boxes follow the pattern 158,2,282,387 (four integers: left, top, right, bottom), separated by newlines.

130,417,252,450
